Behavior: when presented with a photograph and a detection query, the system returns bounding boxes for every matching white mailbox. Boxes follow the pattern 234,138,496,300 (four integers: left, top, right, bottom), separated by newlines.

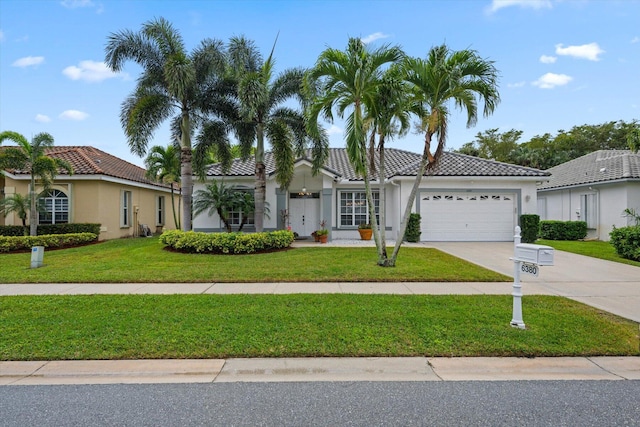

515,243,554,266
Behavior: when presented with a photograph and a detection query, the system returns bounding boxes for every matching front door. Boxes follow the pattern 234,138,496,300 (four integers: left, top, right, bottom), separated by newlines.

289,195,320,237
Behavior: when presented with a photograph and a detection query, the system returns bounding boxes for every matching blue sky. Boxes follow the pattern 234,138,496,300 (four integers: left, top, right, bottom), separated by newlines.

1,0,639,167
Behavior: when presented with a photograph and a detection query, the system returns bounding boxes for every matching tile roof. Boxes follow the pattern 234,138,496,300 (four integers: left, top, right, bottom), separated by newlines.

205,148,550,180
1,146,169,188
538,150,640,190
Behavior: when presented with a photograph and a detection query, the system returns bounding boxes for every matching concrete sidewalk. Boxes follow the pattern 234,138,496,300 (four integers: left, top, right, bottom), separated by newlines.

2,357,640,385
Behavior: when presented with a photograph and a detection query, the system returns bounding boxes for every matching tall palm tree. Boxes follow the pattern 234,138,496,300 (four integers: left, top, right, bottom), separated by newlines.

305,37,404,263
145,144,181,229
0,193,33,235
0,131,73,236
105,17,231,232
388,45,500,264
227,35,328,232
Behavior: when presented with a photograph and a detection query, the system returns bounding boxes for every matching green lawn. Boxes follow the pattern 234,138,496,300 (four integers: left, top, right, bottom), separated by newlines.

0,237,509,283
537,239,640,267
1,294,637,360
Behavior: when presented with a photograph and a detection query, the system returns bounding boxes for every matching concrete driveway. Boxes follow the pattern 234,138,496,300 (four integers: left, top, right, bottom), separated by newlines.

427,242,640,323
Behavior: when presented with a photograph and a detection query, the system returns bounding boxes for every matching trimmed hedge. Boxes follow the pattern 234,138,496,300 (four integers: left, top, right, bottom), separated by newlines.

160,230,295,254
404,213,421,243
609,226,640,261
539,220,588,240
0,233,98,253
519,214,540,243
0,223,101,236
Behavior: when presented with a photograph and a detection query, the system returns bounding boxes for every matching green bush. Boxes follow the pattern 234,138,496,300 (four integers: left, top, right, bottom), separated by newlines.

0,223,101,237
0,233,98,253
0,225,25,237
539,220,587,240
404,213,421,242
609,226,640,261
160,230,295,254
519,214,540,243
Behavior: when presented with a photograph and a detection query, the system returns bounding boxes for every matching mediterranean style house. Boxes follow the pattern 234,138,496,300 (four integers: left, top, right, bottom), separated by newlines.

537,150,640,241
194,148,550,242
0,146,178,240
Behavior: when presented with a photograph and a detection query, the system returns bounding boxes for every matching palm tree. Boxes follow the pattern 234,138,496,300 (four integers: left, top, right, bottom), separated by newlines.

227,35,328,232
145,144,181,229
193,180,238,232
0,193,32,235
305,37,404,263
0,131,73,236
105,17,231,232
388,45,500,265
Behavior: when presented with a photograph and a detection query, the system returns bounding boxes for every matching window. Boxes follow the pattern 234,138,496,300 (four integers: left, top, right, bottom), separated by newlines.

339,191,379,227
39,189,68,224
228,191,255,227
121,190,132,228
581,193,597,229
156,196,165,226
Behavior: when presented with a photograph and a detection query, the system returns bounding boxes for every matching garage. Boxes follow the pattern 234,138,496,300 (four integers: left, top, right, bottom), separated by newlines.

419,192,516,241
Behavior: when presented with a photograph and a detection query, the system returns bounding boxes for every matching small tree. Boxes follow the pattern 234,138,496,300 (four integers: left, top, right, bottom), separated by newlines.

0,193,33,235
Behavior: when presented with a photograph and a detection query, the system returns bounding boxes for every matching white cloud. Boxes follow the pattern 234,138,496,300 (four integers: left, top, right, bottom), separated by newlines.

12,56,44,67
327,125,343,135
539,55,556,64
532,73,572,89
555,43,605,61
487,0,552,13
507,81,526,88
60,0,93,8
631,37,639,44
361,32,390,44
35,114,51,123
59,110,89,121
63,60,127,82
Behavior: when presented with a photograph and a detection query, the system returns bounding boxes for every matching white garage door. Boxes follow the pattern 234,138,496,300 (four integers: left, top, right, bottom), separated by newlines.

419,193,516,241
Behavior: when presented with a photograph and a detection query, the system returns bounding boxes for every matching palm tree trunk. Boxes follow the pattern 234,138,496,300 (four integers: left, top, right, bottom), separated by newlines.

377,136,390,266
389,131,435,265
180,112,193,232
29,177,37,236
169,183,179,229
254,124,266,233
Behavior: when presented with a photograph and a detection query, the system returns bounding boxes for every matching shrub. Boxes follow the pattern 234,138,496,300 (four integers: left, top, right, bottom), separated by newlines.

0,223,101,237
539,220,587,240
609,226,640,261
519,214,540,243
160,230,295,254
405,213,421,243
0,233,98,253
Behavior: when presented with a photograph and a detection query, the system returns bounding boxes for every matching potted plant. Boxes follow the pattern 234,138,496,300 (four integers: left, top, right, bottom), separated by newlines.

315,228,328,243
358,223,372,240
311,230,320,242
316,219,329,243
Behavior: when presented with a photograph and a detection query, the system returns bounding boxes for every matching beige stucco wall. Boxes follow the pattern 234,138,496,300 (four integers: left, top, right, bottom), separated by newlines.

1,175,177,240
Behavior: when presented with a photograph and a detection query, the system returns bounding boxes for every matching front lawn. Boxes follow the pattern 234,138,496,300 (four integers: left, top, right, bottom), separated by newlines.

537,239,640,267
0,237,509,283
1,294,637,360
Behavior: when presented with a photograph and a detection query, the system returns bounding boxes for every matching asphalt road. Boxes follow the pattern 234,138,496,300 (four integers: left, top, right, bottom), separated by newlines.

1,381,639,426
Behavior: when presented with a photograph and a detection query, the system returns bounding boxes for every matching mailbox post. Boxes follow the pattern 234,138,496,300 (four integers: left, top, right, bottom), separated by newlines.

510,226,554,329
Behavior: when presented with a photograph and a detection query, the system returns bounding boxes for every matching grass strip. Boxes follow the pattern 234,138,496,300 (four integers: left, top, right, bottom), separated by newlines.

1,294,637,360
537,239,640,267
0,238,509,283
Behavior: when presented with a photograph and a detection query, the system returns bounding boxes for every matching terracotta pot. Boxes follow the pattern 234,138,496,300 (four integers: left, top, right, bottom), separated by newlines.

318,234,328,244
358,228,372,240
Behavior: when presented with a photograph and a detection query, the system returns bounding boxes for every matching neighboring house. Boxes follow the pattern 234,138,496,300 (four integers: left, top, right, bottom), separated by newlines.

0,146,178,240
194,148,549,242
537,150,640,241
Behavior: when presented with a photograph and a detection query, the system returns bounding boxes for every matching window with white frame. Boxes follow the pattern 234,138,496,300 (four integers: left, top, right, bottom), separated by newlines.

228,191,255,227
581,193,597,229
121,190,132,228
339,191,379,227
39,189,69,224
156,196,165,226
